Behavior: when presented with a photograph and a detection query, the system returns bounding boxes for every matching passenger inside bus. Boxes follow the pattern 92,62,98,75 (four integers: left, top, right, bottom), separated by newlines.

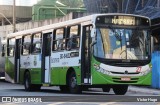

32,43,41,53
57,39,65,50
67,35,79,50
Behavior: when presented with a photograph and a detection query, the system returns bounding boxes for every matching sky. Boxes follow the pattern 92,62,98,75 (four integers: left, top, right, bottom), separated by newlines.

0,0,40,6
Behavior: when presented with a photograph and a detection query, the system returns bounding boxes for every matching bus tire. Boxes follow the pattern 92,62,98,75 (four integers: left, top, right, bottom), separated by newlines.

102,87,110,92
24,72,33,91
59,85,69,93
112,85,128,95
68,71,82,94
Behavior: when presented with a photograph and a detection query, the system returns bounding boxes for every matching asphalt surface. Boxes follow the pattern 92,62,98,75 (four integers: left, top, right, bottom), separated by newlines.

0,79,160,105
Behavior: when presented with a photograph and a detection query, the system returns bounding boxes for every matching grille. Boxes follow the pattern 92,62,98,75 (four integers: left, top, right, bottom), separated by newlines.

112,77,139,83
111,71,139,75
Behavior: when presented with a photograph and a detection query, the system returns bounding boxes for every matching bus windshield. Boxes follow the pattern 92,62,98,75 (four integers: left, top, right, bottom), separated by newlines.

94,26,150,60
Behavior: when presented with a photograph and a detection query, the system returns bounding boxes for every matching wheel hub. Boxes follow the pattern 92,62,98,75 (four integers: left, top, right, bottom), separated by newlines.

71,77,76,88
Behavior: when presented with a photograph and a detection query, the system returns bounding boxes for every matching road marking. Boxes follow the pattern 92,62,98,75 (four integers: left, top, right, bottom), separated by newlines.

99,102,117,105
48,102,66,105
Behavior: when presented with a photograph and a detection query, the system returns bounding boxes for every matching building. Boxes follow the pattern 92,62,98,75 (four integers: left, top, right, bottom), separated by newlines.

0,0,39,6
0,5,32,26
32,0,86,20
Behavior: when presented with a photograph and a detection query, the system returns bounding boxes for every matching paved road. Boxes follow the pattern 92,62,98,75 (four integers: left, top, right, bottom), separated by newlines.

0,79,152,96
0,80,159,105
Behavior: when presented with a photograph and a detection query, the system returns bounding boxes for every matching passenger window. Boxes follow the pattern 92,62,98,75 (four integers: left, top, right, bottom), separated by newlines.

67,25,80,50
7,38,15,56
32,33,42,54
2,44,6,56
22,35,31,55
53,28,65,51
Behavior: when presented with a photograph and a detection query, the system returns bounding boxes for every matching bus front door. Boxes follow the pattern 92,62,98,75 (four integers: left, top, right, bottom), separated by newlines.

14,38,21,83
42,32,52,83
81,25,92,84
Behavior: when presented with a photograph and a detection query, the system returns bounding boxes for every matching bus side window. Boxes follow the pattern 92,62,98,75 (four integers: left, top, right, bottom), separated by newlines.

67,35,80,50
22,35,31,55
23,44,30,55
53,28,65,51
67,25,80,50
7,38,15,57
57,38,65,50
1,44,6,56
32,33,42,54
32,43,41,53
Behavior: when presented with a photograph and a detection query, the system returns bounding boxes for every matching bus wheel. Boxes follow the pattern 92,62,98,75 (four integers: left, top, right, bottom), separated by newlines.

59,85,69,93
102,87,110,92
68,72,82,94
112,85,128,95
24,72,33,91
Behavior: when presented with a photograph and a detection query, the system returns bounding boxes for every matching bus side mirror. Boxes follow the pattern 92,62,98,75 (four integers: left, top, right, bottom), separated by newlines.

91,29,96,38
151,35,154,53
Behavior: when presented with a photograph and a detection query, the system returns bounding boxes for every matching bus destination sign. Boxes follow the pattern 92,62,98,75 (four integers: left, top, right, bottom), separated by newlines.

111,16,135,25
96,15,149,26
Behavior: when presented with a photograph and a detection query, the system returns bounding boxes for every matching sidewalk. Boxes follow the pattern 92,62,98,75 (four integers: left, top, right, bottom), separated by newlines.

128,86,160,95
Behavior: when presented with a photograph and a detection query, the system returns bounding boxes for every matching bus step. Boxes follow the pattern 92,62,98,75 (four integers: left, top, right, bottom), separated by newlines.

42,83,50,87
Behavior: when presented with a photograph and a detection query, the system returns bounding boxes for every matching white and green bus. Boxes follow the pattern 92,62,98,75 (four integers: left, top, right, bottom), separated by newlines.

4,13,151,95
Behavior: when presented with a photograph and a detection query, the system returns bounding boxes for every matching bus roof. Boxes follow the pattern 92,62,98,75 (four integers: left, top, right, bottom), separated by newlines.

7,13,150,39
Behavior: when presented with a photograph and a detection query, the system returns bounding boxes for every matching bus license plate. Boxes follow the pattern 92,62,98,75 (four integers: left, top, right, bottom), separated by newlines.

121,77,130,81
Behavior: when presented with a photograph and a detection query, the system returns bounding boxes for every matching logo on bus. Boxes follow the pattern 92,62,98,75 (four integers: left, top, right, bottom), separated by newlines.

136,66,142,73
60,52,79,59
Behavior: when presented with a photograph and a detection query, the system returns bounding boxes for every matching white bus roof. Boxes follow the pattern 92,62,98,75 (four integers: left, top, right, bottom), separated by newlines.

7,13,150,39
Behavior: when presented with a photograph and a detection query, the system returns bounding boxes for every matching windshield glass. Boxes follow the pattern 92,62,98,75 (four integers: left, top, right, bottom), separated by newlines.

94,27,150,60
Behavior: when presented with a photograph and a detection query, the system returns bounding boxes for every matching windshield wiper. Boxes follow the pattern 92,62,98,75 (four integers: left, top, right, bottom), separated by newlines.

108,25,121,41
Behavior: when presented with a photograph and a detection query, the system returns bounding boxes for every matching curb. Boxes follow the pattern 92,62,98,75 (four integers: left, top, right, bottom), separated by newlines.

128,86,160,95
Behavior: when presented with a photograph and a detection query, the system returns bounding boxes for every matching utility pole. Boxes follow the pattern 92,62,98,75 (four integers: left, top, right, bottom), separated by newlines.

142,0,144,7
13,0,16,32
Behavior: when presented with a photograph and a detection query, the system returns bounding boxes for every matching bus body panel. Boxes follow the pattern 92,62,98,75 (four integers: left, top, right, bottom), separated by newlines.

50,66,81,85
4,14,151,94
91,57,151,85
20,54,42,84
50,50,81,85
5,57,15,83
0,56,5,78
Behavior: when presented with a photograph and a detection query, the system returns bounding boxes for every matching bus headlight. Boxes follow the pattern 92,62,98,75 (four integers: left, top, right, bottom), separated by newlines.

103,69,111,75
140,69,151,76
94,64,111,75
93,64,100,70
